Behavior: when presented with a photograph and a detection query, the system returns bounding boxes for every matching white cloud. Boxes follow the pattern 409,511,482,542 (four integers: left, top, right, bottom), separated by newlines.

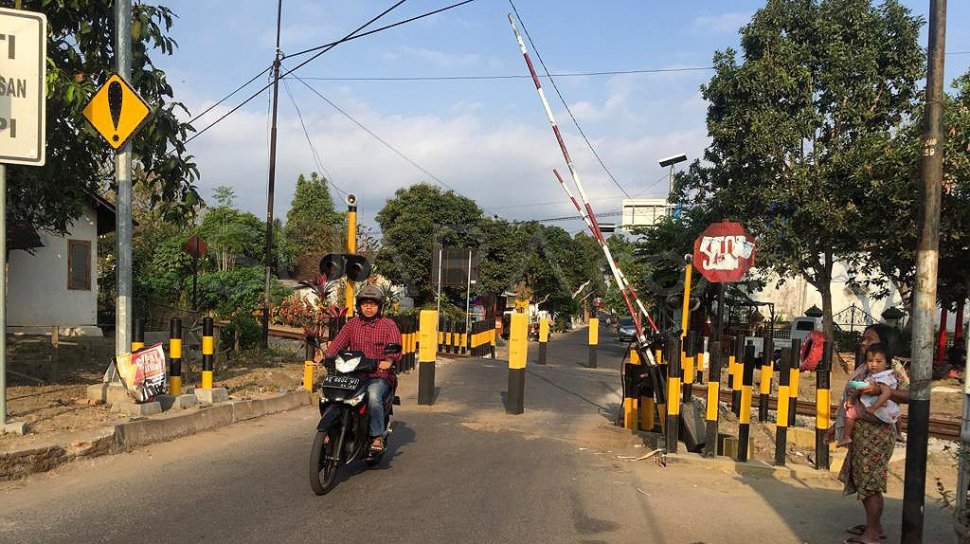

692,12,752,34
381,46,484,67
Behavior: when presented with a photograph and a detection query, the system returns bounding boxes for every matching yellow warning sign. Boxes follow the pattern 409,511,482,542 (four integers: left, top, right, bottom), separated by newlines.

82,74,151,150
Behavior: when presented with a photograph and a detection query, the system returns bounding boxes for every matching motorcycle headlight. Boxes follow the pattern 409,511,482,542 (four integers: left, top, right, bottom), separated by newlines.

335,355,361,374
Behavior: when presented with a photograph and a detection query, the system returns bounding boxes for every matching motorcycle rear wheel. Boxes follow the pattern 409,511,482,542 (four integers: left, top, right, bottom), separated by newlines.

309,427,340,495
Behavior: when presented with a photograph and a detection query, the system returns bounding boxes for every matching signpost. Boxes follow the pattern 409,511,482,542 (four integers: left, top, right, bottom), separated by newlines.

0,7,46,432
692,221,756,458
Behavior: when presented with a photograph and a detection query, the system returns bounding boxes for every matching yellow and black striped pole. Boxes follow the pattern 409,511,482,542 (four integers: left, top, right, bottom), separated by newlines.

655,345,667,432
624,347,640,429
683,330,696,403
815,341,832,470
303,340,314,392
537,317,549,365
345,201,357,316
704,338,721,457
758,335,774,423
132,318,145,352
169,317,182,396
507,312,528,414
774,346,791,466
587,317,598,368
418,310,438,405
737,344,755,461
789,338,802,426
202,317,215,390
640,346,657,431
665,336,682,452
731,336,744,416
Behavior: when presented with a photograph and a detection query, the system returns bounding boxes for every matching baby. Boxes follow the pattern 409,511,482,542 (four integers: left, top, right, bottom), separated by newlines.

838,342,900,447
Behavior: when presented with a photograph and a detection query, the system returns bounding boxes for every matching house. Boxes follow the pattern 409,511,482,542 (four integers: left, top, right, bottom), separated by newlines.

7,193,118,336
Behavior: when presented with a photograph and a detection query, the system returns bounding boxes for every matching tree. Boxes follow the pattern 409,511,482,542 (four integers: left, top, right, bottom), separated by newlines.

284,172,344,278
375,183,483,304
683,0,924,343
7,1,200,235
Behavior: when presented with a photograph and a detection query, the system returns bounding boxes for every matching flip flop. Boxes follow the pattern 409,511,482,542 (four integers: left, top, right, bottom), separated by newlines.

844,526,885,541
843,538,880,544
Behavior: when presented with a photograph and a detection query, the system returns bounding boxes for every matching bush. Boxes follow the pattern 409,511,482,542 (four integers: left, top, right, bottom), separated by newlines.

197,267,288,319
220,315,262,351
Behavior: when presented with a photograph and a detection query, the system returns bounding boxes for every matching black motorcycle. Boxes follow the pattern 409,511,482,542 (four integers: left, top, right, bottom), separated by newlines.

308,343,401,495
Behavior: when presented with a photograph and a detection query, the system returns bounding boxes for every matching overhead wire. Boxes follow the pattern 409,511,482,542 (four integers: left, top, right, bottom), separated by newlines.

281,79,351,200
295,66,715,81
188,65,272,126
508,0,631,199
186,0,413,144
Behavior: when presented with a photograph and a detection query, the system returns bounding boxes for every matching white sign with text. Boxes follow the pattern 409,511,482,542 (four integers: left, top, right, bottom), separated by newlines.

0,8,46,166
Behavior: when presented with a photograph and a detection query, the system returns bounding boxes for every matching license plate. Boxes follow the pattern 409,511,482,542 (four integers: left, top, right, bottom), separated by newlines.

323,375,360,390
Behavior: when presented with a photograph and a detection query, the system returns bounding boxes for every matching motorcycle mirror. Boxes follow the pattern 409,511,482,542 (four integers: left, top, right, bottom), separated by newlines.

345,254,372,282
320,254,346,280
382,343,403,355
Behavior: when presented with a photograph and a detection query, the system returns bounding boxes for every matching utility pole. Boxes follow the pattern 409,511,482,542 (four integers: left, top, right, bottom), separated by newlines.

115,0,133,358
901,1,946,542
261,0,283,349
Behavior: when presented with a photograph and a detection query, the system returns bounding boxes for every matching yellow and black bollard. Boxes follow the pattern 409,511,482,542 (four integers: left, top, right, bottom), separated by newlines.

537,317,550,365
507,312,528,414
587,317,599,368
655,345,667,432
303,338,314,392
640,347,657,432
789,338,802,426
418,310,438,405
774,347,791,466
623,347,640,429
169,318,182,396
665,335,682,452
731,335,744,416
704,338,721,458
132,318,145,352
815,341,832,470
758,335,774,423
682,330,696,403
737,344,755,461
202,317,215,390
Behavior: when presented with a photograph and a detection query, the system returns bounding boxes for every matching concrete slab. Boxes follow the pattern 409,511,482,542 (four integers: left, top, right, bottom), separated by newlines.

1,422,28,435
87,383,130,405
194,388,229,404
157,394,199,411
111,401,162,417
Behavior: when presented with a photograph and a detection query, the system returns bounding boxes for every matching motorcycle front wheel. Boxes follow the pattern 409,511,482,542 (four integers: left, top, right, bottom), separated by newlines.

309,425,340,495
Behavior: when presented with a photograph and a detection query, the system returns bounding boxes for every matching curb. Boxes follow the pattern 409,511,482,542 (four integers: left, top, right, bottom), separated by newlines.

0,391,312,481
665,451,840,483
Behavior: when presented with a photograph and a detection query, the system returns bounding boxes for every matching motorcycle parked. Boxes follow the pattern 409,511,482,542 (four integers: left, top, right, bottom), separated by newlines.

308,343,402,495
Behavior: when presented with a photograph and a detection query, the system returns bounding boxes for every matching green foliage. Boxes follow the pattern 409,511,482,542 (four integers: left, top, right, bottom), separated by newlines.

196,267,288,319
196,204,266,271
375,183,483,304
7,1,199,235
220,315,262,351
285,173,345,277
683,0,924,340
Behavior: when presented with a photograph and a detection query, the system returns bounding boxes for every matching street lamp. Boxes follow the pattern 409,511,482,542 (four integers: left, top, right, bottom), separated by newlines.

658,153,688,204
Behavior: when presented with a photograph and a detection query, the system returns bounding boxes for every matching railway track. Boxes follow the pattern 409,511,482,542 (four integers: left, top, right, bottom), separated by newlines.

689,384,963,441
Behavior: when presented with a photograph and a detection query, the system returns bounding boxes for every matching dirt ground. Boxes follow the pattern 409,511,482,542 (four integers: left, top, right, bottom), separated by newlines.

1,337,966,508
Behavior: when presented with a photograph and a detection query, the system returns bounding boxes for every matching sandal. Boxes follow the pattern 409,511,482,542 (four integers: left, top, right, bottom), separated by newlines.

845,525,885,540
369,437,385,453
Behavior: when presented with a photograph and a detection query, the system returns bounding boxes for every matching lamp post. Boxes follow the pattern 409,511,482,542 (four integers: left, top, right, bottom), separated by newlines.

658,153,687,204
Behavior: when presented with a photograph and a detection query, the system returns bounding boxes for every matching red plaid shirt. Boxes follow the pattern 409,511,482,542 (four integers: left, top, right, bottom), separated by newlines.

326,316,402,388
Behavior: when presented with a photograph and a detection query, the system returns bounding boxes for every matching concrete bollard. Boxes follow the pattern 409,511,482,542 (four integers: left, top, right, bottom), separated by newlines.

789,338,802,426
202,317,215,389
169,318,183,396
683,330,697,403
623,347,640,430
758,337,774,423
704,340,721,458
775,347,792,466
655,346,667,432
303,339,314,392
640,347,657,432
537,317,549,365
731,336,744,416
418,310,438,405
587,317,598,368
507,312,528,415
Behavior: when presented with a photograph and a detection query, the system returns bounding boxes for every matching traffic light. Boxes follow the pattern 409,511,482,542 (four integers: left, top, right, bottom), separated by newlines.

319,253,371,282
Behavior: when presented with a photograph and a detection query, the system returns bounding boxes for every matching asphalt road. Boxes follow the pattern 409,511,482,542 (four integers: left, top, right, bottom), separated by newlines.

0,325,958,543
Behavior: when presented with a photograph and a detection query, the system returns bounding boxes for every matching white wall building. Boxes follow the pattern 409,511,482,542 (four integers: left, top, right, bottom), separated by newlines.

7,195,115,336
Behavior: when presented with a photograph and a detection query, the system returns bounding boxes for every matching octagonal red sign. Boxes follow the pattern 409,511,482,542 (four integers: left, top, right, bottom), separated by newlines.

692,222,756,283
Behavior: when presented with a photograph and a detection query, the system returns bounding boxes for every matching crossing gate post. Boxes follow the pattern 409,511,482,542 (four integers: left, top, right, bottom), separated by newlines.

537,317,549,365
665,335,682,453
789,338,802,426
815,342,832,470
775,347,791,466
704,339,721,458
507,312,528,414
683,330,697,403
418,310,438,405
737,344,755,462
587,317,598,368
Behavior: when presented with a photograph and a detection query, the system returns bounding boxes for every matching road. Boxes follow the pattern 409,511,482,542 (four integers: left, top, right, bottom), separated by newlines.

0,325,957,543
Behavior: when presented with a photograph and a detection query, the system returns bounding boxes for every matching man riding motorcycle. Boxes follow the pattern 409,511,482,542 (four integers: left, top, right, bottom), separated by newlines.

317,284,402,453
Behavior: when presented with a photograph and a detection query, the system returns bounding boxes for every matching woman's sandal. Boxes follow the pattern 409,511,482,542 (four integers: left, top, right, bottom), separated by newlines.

845,525,886,540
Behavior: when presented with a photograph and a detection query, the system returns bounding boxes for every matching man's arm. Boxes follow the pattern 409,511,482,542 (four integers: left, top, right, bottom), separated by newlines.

316,320,354,362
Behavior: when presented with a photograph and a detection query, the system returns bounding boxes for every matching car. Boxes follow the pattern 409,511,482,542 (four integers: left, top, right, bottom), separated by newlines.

616,318,636,342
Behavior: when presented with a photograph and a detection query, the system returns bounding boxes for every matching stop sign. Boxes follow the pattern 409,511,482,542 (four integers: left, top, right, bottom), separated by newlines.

692,222,756,283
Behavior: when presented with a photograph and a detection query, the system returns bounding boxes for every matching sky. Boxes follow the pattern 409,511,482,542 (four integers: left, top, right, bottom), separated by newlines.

153,0,970,235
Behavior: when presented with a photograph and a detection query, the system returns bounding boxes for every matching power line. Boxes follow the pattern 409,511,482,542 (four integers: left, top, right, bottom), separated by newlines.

296,66,715,81
187,0,413,144
281,79,351,199
509,0,631,199
534,210,622,223
188,65,272,126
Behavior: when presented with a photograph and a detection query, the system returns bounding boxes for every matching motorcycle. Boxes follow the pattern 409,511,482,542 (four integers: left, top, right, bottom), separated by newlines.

308,342,402,495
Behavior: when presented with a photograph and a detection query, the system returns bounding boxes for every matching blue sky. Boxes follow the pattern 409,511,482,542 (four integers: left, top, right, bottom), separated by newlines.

154,0,970,233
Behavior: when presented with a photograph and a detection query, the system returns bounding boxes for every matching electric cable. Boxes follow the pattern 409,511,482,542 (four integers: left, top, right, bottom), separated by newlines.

281,78,351,199
296,66,714,81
